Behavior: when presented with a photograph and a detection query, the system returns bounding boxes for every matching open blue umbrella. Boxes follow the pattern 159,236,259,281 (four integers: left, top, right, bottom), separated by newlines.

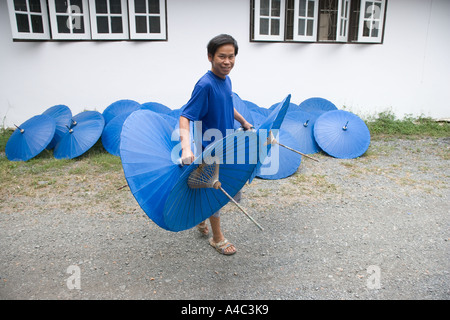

163,128,261,232
270,101,301,113
299,97,337,116
245,100,270,117
314,110,370,159
42,104,72,149
249,94,292,183
141,101,172,115
5,115,56,161
101,111,132,156
256,128,302,180
232,92,254,129
102,99,141,125
54,111,105,159
281,111,320,154
120,109,185,230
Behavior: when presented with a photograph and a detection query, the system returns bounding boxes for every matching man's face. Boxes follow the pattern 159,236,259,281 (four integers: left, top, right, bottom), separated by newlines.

209,44,236,79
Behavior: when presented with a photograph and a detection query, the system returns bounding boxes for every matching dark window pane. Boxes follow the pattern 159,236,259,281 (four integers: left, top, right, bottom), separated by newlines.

135,0,146,13
111,16,123,33
260,18,269,35
73,16,85,33
96,0,107,13
272,0,280,17
260,0,269,16
97,16,109,33
306,19,313,36
307,0,315,17
148,0,160,14
271,19,280,35
16,13,30,32
57,15,70,33
29,0,42,13
110,0,122,14
30,14,44,33
71,0,83,12
149,16,160,33
299,0,306,16
135,16,147,33
298,19,305,35
14,0,28,12
55,0,68,13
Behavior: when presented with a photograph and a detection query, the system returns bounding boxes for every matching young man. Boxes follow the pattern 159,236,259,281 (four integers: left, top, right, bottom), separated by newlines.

179,34,253,255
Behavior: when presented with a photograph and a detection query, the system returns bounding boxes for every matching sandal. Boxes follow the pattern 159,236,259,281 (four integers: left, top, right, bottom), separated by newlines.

209,238,236,255
197,222,209,235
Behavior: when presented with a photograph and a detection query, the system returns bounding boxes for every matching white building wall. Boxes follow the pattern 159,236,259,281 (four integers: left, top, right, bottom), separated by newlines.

1,0,449,128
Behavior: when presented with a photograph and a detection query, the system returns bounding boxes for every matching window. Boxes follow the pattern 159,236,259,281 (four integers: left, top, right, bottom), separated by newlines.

6,0,51,39
89,0,129,40
48,0,91,40
129,0,167,40
251,0,387,43
6,0,168,41
252,0,286,41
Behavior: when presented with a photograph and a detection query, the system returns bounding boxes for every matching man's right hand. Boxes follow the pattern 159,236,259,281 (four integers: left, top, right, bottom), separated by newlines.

181,149,195,165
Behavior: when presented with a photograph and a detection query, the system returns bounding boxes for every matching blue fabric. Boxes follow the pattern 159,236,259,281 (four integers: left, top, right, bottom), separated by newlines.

181,71,235,149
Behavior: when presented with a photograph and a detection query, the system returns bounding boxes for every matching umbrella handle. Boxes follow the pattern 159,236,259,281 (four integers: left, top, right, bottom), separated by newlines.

218,185,264,231
267,132,320,162
14,124,25,134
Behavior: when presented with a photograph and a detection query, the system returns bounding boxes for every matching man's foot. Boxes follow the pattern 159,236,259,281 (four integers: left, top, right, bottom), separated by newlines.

197,221,209,235
209,238,236,255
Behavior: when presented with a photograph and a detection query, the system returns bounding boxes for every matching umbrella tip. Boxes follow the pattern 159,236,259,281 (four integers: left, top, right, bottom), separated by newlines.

14,124,24,133
342,121,349,131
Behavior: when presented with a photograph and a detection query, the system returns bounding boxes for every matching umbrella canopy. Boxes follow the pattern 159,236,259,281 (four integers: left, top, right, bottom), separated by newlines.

101,111,132,156
256,128,302,180
5,115,56,161
42,104,72,149
249,94,292,183
54,111,105,159
232,92,254,130
269,101,301,113
281,110,320,154
102,99,141,125
163,128,259,232
299,97,337,116
314,110,371,159
141,102,172,115
245,100,270,117
120,109,185,230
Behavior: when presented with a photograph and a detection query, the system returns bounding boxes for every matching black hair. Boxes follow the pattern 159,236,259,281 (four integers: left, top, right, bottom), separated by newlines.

207,34,238,57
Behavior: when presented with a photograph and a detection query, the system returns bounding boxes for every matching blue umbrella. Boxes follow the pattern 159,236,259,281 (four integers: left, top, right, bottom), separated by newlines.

314,110,371,159
163,128,261,232
299,97,337,116
120,109,185,230
269,101,301,112
245,100,270,116
249,94,292,183
256,128,302,180
232,92,254,129
281,111,320,154
101,111,132,156
42,104,72,149
54,111,105,159
5,115,56,161
141,101,172,115
102,99,141,125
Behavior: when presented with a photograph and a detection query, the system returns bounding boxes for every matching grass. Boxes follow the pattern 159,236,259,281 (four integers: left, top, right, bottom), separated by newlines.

365,111,450,139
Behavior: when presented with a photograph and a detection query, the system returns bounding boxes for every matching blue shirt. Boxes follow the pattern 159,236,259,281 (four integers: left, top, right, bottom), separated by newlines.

181,71,234,149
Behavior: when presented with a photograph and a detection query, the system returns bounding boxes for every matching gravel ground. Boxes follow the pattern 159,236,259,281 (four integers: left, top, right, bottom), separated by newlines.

0,137,449,300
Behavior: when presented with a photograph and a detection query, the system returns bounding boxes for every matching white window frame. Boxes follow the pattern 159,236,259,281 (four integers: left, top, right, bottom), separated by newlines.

357,0,386,43
6,0,51,40
253,0,286,41
293,0,319,42
336,0,351,42
89,0,129,40
48,0,91,40
128,0,167,40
